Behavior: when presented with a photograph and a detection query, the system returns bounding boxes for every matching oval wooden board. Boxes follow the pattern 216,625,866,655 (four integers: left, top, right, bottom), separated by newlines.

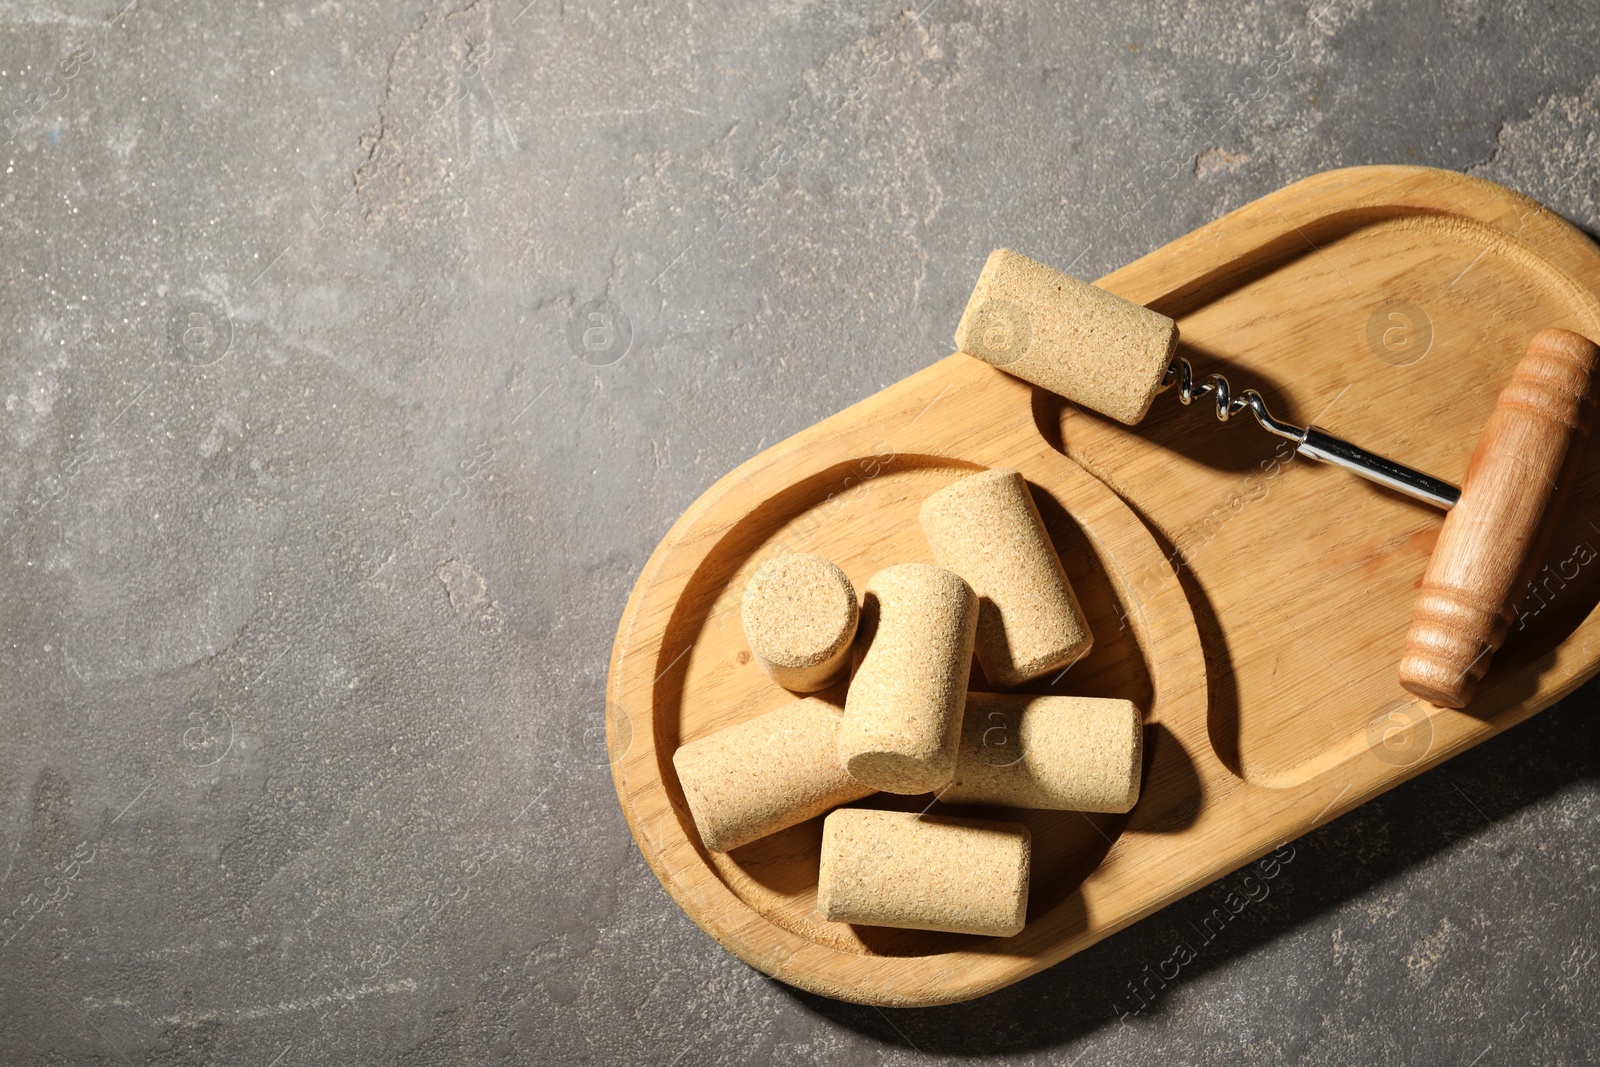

607,166,1600,1006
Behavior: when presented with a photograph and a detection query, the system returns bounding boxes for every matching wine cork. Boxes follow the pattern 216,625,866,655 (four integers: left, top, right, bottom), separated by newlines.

673,698,874,852
945,692,1143,812
919,467,1093,687
955,248,1178,425
741,553,859,692
817,808,1030,936
838,564,978,794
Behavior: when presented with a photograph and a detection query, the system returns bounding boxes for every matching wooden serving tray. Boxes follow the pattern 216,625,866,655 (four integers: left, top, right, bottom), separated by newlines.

605,166,1600,1006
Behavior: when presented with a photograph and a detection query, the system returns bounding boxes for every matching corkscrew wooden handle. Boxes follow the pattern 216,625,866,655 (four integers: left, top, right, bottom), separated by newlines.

1399,328,1600,708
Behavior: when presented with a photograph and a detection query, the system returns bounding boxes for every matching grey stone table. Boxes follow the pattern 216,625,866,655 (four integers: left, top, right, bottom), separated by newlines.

2,1,1597,1063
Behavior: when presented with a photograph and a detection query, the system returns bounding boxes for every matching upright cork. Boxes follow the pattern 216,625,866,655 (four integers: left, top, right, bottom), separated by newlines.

673,698,874,852
955,248,1178,425
919,467,1093,687
945,693,1143,812
838,564,979,794
817,808,1030,937
742,553,859,692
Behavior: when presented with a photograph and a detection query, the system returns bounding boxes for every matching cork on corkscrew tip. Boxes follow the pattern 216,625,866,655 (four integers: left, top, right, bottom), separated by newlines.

1399,327,1600,709
954,248,1178,425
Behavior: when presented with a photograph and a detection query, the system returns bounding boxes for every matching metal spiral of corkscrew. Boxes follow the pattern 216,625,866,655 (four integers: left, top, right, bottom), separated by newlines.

1162,356,1278,428
1159,355,1460,509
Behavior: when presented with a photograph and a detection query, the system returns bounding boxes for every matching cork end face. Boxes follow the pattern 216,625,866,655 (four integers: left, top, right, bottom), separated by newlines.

1116,711,1146,813
955,248,1177,425
697,824,737,853
866,561,973,602
954,275,1034,369
742,553,859,692
982,635,1094,690
1001,828,1031,936
916,465,1016,526
844,750,953,795
1118,326,1180,426
671,745,732,852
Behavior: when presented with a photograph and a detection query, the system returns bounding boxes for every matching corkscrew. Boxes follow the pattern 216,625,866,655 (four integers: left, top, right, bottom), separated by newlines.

957,248,1600,707
1161,355,1461,509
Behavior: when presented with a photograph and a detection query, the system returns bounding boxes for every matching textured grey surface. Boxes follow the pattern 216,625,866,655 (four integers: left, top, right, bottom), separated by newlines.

2,0,1598,1063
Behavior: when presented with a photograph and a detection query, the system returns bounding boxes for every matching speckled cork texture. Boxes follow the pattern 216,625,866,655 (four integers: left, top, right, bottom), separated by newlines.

954,248,1178,425
816,809,1030,937
741,553,859,692
838,564,978,794
673,698,875,852
945,693,1143,812
919,467,1093,688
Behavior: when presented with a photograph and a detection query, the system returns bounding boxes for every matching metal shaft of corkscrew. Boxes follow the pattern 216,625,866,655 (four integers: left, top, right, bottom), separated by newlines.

1163,358,1462,510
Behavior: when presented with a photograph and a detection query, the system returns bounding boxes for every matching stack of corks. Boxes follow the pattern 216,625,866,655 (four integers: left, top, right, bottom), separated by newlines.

673,468,1143,938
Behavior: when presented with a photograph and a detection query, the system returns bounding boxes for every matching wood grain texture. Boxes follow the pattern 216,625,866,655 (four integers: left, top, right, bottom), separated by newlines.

606,166,1600,1006
1400,329,1600,707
